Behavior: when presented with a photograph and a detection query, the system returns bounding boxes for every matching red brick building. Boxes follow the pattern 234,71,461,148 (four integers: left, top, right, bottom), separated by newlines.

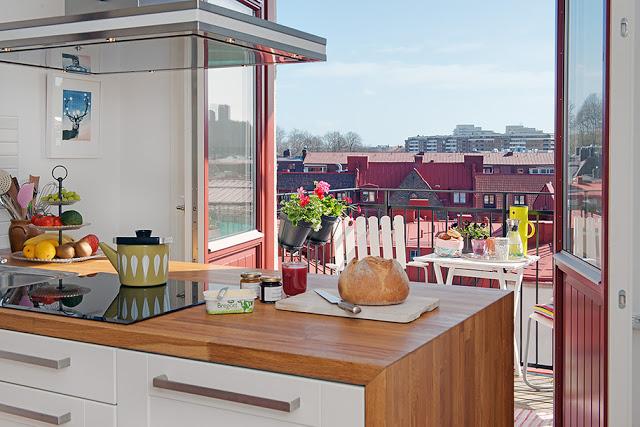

283,151,555,211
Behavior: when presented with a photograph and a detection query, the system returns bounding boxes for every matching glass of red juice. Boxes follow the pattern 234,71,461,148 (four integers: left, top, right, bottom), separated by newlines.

282,262,307,296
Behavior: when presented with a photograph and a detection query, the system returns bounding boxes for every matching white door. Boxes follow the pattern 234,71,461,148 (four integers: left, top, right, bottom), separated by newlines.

609,0,634,425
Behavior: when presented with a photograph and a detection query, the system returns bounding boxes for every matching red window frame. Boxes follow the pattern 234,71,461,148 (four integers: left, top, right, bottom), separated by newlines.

203,0,277,268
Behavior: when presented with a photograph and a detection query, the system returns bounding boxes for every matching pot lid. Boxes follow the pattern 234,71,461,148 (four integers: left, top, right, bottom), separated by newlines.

0,1,326,74
114,230,172,245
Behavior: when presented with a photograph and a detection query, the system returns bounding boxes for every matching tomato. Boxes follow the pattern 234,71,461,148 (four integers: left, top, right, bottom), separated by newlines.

30,215,61,227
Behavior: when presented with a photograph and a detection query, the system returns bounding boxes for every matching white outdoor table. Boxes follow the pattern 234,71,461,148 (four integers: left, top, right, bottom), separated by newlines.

414,253,540,376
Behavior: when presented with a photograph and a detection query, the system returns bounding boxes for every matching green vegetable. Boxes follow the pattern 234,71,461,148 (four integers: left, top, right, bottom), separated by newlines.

60,210,83,226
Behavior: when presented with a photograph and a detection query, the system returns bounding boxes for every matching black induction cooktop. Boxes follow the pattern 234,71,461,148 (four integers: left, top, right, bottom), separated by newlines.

0,273,216,324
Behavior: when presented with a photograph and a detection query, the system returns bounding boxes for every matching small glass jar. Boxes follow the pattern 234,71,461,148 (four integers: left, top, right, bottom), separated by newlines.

486,237,496,257
240,272,262,299
259,276,283,303
494,237,509,261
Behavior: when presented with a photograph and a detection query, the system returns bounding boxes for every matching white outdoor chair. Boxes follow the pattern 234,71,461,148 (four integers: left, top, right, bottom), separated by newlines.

326,215,429,280
573,214,602,265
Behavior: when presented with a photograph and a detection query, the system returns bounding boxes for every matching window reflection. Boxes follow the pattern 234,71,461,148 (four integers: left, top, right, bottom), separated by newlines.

564,0,604,268
208,67,256,242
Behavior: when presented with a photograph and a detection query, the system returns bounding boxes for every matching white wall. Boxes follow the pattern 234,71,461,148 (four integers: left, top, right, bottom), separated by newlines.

0,0,64,23
0,66,189,256
0,64,123,243
0,1,190,260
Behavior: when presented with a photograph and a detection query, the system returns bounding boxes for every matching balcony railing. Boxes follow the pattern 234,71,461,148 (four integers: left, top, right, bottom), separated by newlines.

277,187,555,371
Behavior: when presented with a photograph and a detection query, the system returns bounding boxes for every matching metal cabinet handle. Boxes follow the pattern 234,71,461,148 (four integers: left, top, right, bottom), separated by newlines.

0,402,70,425
152,375,301,413
0,350,71,369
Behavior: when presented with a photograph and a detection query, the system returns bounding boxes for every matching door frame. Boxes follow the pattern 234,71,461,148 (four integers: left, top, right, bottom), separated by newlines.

554,0,634,424
607,0,634,424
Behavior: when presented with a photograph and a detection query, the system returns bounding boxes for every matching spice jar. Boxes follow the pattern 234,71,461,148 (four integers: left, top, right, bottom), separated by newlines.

240,272,262,299
259,276,283,303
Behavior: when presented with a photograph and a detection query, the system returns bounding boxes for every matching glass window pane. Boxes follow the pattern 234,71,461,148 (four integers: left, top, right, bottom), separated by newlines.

564,0,604,269
208,67,256,242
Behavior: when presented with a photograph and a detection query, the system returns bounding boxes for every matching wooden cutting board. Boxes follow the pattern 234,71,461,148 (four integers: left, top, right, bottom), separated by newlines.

275,289,439,323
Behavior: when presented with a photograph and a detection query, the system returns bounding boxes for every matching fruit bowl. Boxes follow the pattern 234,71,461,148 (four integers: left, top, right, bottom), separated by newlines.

434,237,464,258
11,250,104,264
43,200,78,206
30,223,90,232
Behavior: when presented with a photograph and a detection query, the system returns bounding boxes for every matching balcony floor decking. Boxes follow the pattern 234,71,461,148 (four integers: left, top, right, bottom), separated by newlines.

514,372,554,426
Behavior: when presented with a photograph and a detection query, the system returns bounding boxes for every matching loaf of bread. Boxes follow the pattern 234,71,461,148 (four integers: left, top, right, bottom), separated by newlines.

338,256,410,305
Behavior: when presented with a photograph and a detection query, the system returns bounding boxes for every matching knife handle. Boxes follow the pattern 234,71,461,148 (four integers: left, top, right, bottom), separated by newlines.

338,301,362,314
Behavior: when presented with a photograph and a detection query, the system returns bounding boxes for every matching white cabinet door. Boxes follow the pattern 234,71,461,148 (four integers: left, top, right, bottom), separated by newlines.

117,350,364,427
0,329,116,404
0,381,116,427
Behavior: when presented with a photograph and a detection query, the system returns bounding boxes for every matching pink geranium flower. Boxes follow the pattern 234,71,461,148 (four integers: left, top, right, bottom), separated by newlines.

315,181,331,195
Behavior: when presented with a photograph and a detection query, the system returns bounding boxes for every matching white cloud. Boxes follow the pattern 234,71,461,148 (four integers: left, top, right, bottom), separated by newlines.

295,61,553,91
433,41,485,54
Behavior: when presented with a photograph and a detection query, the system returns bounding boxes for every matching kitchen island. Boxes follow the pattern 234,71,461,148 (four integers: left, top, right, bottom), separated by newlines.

0,259,513,426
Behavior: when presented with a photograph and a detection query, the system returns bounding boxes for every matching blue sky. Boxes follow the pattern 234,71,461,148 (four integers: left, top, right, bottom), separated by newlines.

276,0,555,147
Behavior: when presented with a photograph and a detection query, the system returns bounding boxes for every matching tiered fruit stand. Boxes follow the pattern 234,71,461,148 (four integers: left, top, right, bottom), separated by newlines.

12,165,100,263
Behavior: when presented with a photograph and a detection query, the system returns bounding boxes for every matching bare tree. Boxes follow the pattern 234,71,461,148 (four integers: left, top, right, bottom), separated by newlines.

276,126,287,155
323,131,347,151
575,93,602,148
344,131,363,151
277,128,366,154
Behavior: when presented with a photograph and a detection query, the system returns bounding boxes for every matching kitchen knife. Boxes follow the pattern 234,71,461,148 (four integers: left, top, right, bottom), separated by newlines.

315,289,362,314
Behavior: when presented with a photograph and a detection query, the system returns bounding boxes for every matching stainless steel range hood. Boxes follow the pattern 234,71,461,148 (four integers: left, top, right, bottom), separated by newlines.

0,0,326,74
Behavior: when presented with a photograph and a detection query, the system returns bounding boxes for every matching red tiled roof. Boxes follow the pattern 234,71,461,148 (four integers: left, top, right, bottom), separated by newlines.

474,174,554,193
303,152,554,166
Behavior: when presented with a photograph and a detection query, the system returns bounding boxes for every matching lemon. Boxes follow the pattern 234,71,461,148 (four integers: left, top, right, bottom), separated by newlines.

35,241,56,260
47,239,60,248
23,244,36,259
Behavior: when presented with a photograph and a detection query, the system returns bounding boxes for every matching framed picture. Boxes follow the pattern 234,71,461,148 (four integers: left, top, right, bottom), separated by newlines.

46,74,101,158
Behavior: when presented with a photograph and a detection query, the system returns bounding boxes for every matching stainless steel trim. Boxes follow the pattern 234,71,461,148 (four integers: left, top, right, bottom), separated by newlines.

0,350,71,369
198,2,326,45
0,1,199,31
0,1,325,49
198,22,325,61
190,37,199,263
553,250,602,285
152,375,301,412
0,403,71,425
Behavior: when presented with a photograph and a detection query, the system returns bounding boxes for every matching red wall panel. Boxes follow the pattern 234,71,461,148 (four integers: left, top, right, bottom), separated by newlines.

561,274,605,426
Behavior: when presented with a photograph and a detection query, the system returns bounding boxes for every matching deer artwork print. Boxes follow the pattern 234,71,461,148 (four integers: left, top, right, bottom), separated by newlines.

62,90,92,141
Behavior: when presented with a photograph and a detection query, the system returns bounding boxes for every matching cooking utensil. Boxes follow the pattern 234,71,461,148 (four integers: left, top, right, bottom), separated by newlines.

0,170,11,195
17,183,34,218
315,289,361,314
7,178,20,216
0,194,20,219
99,230,173,287
33,181,58,214
28,176,39,216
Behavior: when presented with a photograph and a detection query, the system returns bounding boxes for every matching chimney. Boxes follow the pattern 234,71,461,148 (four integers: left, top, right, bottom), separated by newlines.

347,155,369,171
301,148,308,159
283,148,291,158
414,154,424,164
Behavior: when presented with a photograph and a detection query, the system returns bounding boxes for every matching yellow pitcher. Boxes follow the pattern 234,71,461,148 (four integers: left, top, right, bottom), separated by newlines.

509,206,535,254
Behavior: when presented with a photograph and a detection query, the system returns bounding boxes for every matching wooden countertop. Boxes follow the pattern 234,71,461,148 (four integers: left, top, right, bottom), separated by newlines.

0,258,511,386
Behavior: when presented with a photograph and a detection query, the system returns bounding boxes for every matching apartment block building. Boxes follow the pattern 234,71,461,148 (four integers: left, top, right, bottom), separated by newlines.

405,124,554,153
